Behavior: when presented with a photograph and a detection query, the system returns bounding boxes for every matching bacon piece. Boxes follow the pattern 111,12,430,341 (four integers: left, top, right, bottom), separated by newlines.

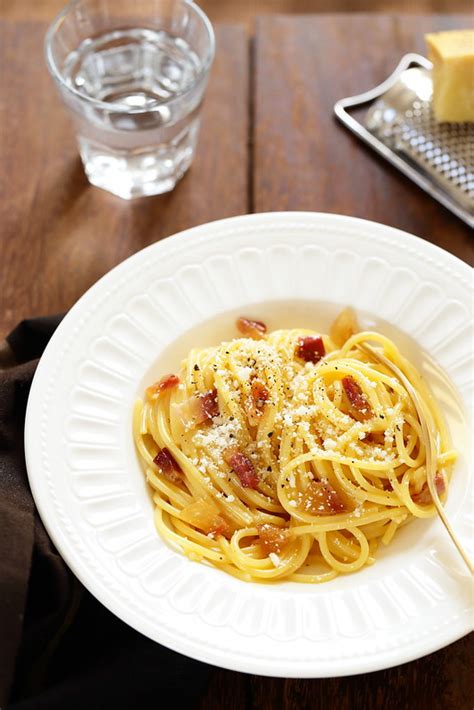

236,317,267,339
296,335,326,363
223,448,260,489
301,480,346,515
209,516,232,537
412,472,446,505
363,431,384,444
200,389,219,420
153,447,182,483
330,307,359,347
247,378,269,421
342,375,373,419
173,389,219,429
251,379,269,408
180,498,231,537
146,373,180,399
258,524,290,555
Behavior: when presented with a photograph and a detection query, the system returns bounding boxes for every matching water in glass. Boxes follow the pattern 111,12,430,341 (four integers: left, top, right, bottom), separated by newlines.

61,28,204,198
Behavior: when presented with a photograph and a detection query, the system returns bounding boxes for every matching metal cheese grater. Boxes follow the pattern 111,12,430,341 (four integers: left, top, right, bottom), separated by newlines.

334,54,473,227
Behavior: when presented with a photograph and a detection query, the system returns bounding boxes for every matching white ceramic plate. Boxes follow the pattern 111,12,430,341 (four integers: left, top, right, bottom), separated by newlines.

25,212,473,677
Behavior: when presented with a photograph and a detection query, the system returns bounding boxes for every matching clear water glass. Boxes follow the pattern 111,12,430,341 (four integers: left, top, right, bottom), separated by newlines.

45,0,215,199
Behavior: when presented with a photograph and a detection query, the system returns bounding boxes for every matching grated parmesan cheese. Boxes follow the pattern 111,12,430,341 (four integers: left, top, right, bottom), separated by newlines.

235,366,253,380
194,417,242,453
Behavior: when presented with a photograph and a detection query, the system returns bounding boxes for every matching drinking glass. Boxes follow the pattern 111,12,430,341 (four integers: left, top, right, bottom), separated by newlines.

45,0,215,199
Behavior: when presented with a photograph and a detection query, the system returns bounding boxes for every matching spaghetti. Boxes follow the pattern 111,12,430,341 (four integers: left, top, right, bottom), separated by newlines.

133,309,456,583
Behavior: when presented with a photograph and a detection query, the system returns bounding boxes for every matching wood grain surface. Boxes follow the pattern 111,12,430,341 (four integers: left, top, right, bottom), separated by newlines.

254,13,474,261
1,11,472,710
0,21,248,336
199,633,473,709
3,0,473,24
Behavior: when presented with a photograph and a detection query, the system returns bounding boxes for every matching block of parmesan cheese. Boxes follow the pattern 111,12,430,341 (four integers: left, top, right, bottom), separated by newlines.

425,30,474,122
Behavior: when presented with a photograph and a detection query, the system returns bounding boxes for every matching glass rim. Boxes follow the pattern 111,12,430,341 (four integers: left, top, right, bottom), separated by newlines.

44,0,216,114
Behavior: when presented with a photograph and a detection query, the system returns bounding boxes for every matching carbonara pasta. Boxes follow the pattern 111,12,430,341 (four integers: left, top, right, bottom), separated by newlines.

133,309,456,583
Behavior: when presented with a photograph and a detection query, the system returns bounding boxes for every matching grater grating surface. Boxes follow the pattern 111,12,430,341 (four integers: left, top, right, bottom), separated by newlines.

365,67,473,214
334,54,474,227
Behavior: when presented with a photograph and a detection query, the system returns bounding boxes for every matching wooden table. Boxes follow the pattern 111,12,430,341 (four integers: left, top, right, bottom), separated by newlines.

1,12,472,709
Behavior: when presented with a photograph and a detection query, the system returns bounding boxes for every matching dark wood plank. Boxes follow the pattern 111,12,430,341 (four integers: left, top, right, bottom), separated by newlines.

260,634,473,709
254,13,473,263
198,668,248,710
209,12,474,710
3,0,474,23
0,21,248,337
199,633,474,709
199,12,474,710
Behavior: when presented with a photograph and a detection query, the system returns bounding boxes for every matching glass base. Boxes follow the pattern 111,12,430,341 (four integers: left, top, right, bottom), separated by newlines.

79,141,195,199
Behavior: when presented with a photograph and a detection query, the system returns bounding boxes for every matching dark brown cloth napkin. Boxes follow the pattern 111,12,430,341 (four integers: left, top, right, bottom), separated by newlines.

0,316,210,709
